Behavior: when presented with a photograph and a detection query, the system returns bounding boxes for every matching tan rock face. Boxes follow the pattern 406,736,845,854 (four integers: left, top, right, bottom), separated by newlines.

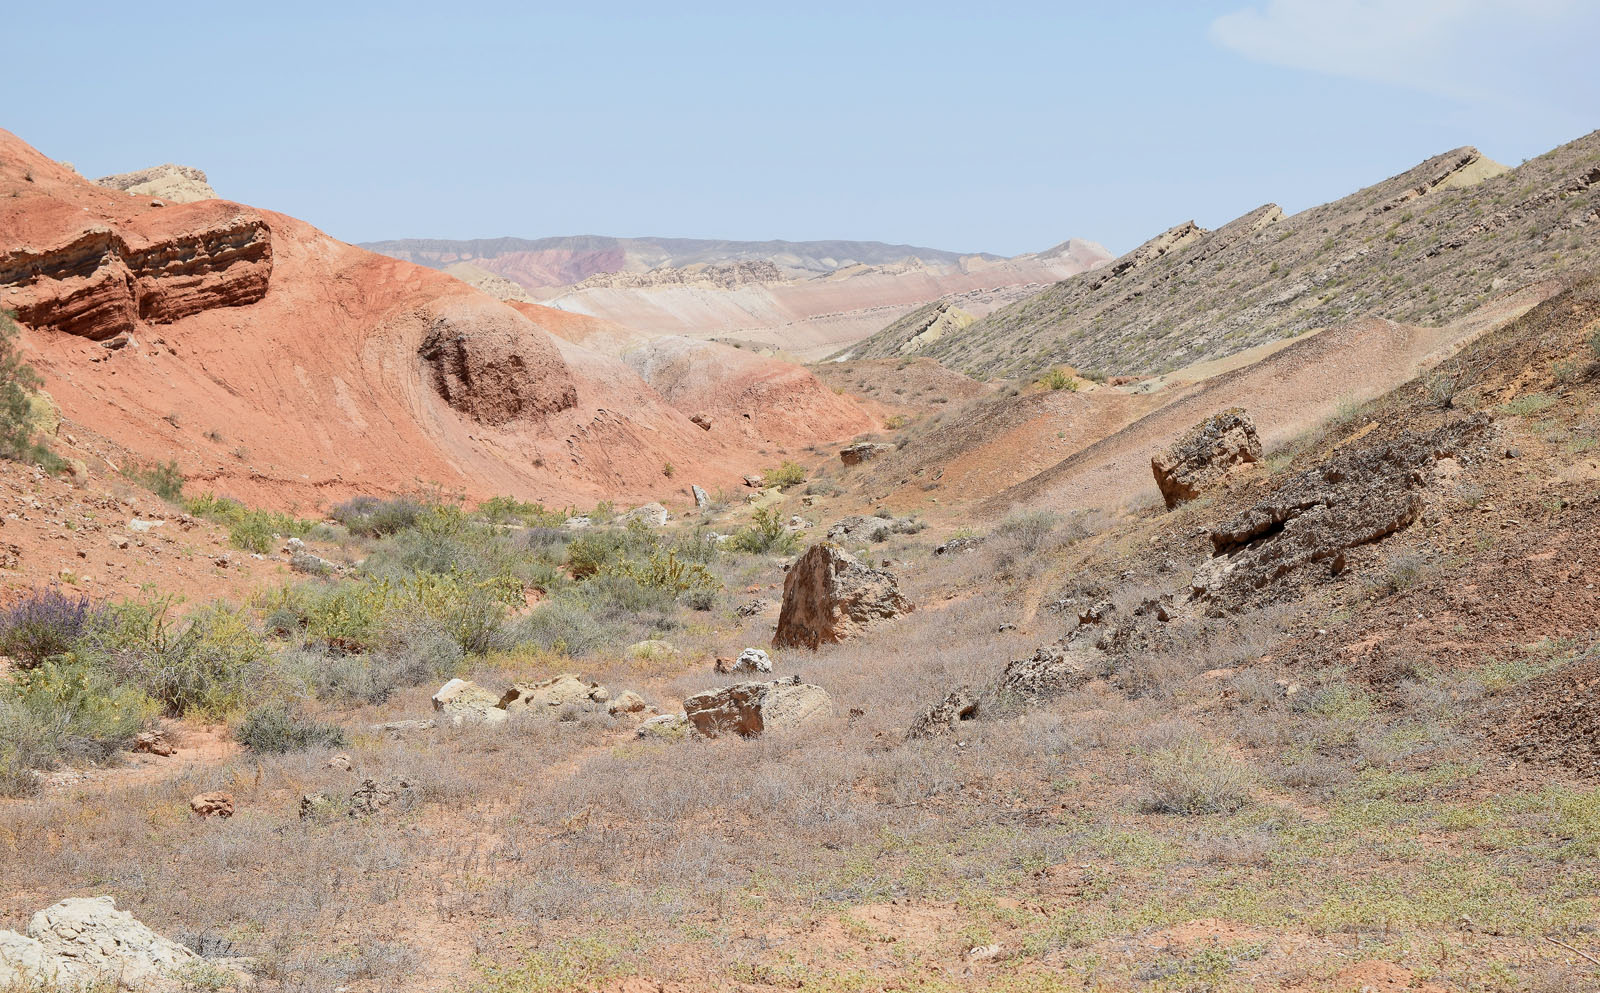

1151,408,1262,509
94,163,218,203
683,677,833,738
431,678,509,725
773,542,911,649
0,896,208,987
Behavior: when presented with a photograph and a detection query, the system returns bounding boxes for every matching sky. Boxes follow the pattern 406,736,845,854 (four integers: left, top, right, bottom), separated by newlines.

5,1,1596,256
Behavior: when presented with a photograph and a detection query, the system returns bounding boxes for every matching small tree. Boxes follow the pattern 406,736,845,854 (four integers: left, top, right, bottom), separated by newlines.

0,311,44,462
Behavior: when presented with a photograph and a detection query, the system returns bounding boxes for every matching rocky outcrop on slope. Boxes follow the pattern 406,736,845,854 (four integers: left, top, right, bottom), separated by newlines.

0,208,272,340
1192,415,1489,600
773,542,911,649
94,163,217,203
1151,408,1262,508
417,297,579,425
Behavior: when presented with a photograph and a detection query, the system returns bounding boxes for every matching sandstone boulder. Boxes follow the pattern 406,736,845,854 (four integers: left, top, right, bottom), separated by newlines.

773,542,911,649
826,515,921,544
624,503,669,527
692,484,710,509
498,674,610,715
636,712,690,739
431,678,508,726
607,690,648,715
189,792,233,819
683,677,833,738
713,647,773,674
1151,408,1262,509
416,297,578,426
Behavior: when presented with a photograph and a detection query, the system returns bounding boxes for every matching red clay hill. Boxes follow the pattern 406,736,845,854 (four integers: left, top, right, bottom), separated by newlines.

0,130,875,511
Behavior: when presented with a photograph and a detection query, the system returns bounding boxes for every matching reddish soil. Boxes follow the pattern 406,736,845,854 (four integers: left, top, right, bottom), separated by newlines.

0,130,875,514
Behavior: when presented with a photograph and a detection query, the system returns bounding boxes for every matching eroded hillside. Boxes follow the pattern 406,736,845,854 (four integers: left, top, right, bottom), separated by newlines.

852,135,1600,379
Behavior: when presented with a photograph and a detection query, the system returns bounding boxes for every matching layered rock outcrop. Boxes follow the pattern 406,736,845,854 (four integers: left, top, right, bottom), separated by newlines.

0,208,272,340
1193,415,1488,598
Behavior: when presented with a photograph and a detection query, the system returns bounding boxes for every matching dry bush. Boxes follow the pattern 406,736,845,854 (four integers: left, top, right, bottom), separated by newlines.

1137,738,1254,815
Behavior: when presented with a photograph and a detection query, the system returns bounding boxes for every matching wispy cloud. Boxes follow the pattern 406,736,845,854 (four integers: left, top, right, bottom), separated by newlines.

1210,0,1591,119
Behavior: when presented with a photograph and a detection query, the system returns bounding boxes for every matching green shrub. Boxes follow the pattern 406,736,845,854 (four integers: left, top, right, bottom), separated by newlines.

607,550,720,596
1036,367,1079,391
234,703,347,753
0,656,157,793
477,495,567,527
566,521,659,578
0,310,53,465
765,460,807,488
727,507,800,555
126,459,185,502
89,600,273,718
184,493,314,552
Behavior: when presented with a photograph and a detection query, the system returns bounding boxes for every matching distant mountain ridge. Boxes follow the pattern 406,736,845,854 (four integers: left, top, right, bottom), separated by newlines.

363,233,1112,360
361,234,1008,288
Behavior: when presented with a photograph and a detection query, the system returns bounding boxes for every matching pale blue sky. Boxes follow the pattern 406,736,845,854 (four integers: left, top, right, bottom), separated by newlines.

7,1,1596,255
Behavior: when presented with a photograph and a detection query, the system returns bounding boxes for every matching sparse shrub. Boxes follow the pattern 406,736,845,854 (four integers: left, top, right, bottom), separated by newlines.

509,598,611,657
1500,392,1556,416
1424,372,1457,409
993,509,1059,553
765,460,807,488
662,462,675,478
883,414,908,430
0,655,156,791
0,587,98,668
1139,740,1253,815
107,602,275,718
727,507,800,555
330,495,427,537
1036,367,1079,391
477,496,567,527
234,702,347,753
185,493,313,552
126,459,185,502
1366,551,1427,596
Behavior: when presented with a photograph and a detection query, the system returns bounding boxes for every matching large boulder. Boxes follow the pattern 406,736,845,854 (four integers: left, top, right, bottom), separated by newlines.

0,896,209,988
431,678,508,726
1151,408,1262,509
683,677,833,738
773,542,911,649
